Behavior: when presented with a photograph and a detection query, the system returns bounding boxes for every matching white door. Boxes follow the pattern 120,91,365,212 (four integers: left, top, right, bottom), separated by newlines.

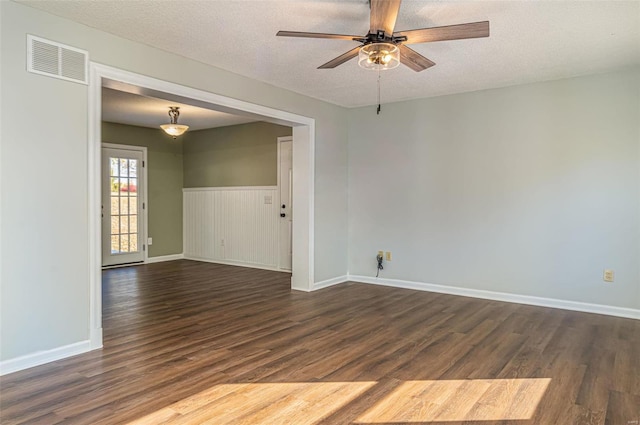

102,147,145,266
278,138,293,270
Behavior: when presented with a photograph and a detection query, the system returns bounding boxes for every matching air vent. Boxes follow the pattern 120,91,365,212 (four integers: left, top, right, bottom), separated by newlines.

27,35,88,85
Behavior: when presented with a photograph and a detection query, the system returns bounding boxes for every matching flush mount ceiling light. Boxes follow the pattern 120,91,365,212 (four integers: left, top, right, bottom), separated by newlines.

160,106,189,138
358,42,400,71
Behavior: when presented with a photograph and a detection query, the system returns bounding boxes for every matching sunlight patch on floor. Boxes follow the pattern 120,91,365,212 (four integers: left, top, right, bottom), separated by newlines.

127,381,377,425
355,378,551,423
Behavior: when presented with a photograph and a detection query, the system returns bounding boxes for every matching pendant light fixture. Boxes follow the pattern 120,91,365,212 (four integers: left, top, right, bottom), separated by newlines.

160,106,189,138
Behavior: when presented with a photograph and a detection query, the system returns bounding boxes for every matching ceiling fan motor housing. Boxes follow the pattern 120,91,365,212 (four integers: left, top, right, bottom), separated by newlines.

355,30,407,45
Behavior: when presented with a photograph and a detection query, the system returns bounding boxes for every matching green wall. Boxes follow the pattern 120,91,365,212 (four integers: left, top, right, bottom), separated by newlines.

183,122,292,187
102,122,183,258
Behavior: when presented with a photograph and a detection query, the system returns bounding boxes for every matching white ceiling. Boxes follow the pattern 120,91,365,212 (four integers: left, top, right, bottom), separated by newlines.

20,0,640,108
102,88,259,130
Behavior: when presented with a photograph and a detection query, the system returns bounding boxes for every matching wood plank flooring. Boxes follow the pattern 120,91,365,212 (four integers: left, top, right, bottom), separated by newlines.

1,260,639,424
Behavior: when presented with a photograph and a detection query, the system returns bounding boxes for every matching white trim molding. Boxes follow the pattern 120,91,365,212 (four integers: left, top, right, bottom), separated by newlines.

88,62,102,351
184,256,284,273
348,275,640,320
90,328,103,351
0,340,92,376
313,275,348,291
146,253,185,264
183,186,277,192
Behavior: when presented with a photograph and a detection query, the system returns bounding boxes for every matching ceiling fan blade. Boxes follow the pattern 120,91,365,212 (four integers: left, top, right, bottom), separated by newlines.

276,31,361,41
395,21,489,44
318,46,362,69
370,0,402,36
399,45,435,72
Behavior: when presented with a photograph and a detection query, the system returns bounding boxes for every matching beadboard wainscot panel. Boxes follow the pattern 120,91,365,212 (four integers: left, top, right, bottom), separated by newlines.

183,187,279,269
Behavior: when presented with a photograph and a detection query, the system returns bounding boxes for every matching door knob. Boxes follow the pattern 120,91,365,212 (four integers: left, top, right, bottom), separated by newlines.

280,213,286,217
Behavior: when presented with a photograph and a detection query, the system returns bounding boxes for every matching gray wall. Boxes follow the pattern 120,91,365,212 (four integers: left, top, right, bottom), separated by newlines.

348,68,640,310
102,122,183,258
183,122,291,187
7,0,636,368
1,1,349,362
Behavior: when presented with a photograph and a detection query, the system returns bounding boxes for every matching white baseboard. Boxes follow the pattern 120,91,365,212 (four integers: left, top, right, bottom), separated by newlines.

146,253,184,263
0,340,93,376
184,256,284,273
348,275,640,320
313,275,348,291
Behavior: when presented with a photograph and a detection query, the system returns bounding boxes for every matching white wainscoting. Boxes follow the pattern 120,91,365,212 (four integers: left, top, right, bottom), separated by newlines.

183,187,279,269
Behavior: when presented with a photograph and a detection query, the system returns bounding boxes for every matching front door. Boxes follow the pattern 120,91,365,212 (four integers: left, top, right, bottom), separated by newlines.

102,146,145,266
278,138,293,270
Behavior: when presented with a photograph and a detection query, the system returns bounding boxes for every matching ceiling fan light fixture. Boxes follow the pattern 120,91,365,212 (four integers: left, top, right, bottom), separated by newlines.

160,106,189,138
358,43,400,71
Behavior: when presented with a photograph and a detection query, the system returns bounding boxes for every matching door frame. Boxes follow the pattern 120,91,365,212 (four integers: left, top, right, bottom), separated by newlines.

101,143,149,266
88,63,316,349
277,136,293,271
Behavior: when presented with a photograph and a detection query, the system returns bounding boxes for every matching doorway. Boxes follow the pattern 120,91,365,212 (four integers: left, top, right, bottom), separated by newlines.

278,136,293,270
88,63,315,350
101,144,147,267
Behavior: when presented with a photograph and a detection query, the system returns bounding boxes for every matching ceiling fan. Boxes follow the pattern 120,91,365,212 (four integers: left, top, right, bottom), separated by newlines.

276,0,489,72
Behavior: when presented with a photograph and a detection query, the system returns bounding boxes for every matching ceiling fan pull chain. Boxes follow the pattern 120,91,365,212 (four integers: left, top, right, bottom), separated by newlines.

377,70,381,115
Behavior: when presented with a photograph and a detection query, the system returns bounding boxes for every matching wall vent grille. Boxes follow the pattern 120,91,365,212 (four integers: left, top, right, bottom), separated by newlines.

27,35,88,85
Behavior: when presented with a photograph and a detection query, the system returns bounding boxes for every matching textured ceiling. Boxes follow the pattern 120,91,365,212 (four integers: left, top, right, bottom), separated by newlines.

102,88,258,130
19,0,640,108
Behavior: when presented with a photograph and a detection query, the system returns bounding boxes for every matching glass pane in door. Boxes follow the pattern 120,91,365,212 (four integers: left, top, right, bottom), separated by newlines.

109,156,140,255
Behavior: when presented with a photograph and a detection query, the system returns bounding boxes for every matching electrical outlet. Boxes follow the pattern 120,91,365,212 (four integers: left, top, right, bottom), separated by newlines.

385,251,392,261
603,269,614,282
147,237,153,245
221,239,225,247
377,250,384,258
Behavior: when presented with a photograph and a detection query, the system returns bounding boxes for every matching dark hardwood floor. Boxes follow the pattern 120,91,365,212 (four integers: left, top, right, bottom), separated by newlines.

1,260,638,424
